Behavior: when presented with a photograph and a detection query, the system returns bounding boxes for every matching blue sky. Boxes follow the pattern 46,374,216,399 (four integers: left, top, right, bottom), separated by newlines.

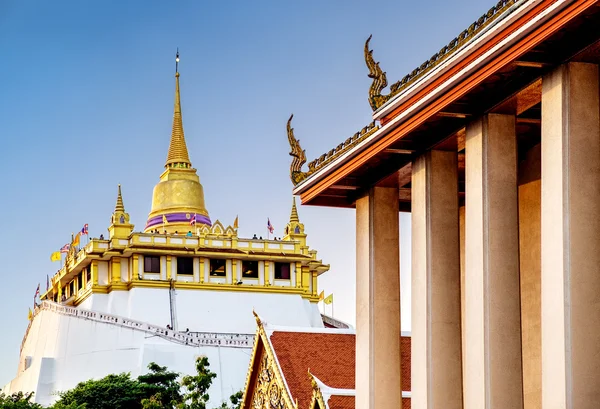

0,0,488,386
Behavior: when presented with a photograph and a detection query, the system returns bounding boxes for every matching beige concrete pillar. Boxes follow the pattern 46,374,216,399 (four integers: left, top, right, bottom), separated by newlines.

459,205,466,392
412,150,463,409
518,144,542,409
464,113,523,409
541,62,600,409
355,187,401,409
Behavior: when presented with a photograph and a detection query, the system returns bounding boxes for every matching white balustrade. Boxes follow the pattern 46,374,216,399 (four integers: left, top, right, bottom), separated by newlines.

22,301,254,352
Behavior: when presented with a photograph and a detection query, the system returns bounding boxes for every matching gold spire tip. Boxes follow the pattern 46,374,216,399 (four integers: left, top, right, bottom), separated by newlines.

115,184,125,213
165,49,191,169
290,197,300,223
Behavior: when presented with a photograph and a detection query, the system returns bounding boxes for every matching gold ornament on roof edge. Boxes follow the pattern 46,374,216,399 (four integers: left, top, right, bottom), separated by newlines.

287,114,308,186
365,35,391,111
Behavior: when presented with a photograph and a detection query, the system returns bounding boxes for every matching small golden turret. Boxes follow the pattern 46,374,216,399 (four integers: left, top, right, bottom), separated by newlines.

145,51,211,233
284,197,306,250
109,184,134,239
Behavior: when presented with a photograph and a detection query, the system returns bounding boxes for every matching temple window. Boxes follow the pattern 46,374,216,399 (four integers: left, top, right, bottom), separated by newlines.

86,267,91,284
177,257,194,275
210,259,226,277
144,256,160,273
274,262,290,280
77,272,83,289
69,280,75,297
242,261,259,278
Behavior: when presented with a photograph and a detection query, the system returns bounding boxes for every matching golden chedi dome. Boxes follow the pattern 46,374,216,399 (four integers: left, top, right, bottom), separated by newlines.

145,52,211,234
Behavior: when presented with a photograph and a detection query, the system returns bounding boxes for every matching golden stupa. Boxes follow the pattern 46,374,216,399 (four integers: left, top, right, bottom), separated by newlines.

145,52,210,234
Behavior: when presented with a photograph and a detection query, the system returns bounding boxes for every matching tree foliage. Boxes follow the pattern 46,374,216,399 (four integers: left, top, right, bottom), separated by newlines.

138,363,183,408
215,391,243,409
8,357,241,409
52,373,146,409
0,392,43,409
179,356,217,409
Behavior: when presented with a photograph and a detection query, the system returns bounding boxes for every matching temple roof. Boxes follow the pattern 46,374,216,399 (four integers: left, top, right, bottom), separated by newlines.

270,330,356,408
287,0,600,207
242,318,411,409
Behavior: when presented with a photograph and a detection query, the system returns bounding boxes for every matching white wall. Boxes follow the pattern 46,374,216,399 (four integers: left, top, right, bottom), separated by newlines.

10,308,252,407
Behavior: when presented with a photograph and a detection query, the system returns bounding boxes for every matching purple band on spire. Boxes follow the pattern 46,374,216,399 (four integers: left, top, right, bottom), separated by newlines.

145,213,212,229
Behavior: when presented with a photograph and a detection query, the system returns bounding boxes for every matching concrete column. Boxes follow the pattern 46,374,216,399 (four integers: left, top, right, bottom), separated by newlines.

411,150,463,409
355,187,401,409
459,205,466,391
464,113,523,409
518,144,542,409
541,62,600,409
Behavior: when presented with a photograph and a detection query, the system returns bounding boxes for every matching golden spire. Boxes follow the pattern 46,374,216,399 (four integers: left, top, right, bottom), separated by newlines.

165,49,192,169
115,184,125,213
290,197,300,223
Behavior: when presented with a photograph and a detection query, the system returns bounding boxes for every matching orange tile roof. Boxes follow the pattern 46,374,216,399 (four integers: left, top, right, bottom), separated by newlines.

268,331,411,409
327,395,355,409
270,331,355,409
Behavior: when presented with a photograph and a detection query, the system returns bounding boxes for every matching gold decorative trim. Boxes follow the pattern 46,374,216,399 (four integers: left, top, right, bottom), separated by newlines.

308,371,327,409
365,34,389,111
286,117,379,187
366,0,521,111
241,313,298,409
287,114,308,186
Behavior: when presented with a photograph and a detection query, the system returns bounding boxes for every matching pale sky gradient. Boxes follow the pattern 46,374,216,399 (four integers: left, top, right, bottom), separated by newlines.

0,0,488,386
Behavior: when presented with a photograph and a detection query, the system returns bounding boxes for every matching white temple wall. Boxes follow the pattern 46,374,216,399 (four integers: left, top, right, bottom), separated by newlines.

128,288,172,327
76,289,322,333
10,308,252,407
121,259,129,282
97,261,109,285
107,291,130,317
174,290,323,333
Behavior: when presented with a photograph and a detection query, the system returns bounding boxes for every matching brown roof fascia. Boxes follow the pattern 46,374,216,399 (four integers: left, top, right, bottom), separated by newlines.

299,0,596,204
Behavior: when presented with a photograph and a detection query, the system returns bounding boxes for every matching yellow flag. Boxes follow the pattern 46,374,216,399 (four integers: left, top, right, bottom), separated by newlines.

319,290,324,301
50,252,61,262
28,308,33,321
162,215,168,225
233,215,239,229
72,232,81,247
324,293,333,305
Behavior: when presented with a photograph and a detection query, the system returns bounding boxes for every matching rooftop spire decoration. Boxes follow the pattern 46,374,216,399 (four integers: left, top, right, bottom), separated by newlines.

165,49,192,169
115,184,125,213
289,197,300,223
365,35,391,111
287,114,307,186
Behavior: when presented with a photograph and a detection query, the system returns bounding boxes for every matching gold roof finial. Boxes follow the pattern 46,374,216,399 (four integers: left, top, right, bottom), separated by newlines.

287,114,307,186
165,49,192,169
365,35,390,111
290,197,300,223
115,184,125,213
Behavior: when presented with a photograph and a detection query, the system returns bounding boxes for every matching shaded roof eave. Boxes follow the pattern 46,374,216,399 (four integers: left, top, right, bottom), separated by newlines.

293,0,591,203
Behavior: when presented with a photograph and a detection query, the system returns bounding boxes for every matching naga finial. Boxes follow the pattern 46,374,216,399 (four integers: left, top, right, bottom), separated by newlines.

287,114,308,186
365,35,390,111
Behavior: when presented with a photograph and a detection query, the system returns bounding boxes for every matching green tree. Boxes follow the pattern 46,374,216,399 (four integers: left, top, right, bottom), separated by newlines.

138,363,183,408
50,402,86,409
53,373,146,409
179,357,216,409
0,392,43,409
215,391,243,409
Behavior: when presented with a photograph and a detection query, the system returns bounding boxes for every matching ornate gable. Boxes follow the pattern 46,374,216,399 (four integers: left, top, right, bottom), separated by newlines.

241,313,296,409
